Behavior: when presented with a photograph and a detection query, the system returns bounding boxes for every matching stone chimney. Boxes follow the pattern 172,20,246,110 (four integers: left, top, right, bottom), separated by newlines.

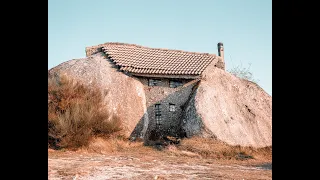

217,42,225,70
217,42,224,62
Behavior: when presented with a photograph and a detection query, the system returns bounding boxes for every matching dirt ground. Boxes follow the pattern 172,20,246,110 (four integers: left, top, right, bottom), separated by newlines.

48,148,271,180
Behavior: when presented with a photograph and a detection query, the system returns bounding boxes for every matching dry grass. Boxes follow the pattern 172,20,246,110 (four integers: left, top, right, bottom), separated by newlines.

48,75,122,149
70,136,271,162
173,137,272,161
78,136,152,154
49,137,272,179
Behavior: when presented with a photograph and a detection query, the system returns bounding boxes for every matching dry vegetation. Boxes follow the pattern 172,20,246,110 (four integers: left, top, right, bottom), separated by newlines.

173,137,271,161
228,63,260,84
48,75,122,149
49,137,272,180
49,136,271,179
72,136,271,162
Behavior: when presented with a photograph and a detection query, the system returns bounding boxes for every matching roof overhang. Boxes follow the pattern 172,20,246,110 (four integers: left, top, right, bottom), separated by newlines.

130,73,200,79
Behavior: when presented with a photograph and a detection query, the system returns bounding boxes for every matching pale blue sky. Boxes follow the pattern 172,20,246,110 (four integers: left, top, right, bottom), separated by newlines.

49,0,272,95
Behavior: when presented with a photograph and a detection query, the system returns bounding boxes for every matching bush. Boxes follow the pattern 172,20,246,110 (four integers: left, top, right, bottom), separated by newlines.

228,63,259,84
48,75,122,149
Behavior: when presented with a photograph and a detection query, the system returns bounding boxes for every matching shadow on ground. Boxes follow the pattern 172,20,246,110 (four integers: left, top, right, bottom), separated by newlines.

256,163,272,170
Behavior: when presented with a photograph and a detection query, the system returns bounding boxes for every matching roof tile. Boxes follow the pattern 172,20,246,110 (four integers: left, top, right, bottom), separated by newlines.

100,42,217,76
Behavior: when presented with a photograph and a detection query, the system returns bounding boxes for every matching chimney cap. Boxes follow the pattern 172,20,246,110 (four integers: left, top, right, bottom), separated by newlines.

218,42,223,46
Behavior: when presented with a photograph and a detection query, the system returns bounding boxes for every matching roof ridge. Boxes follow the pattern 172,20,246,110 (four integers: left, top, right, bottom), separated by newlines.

102,42,216,56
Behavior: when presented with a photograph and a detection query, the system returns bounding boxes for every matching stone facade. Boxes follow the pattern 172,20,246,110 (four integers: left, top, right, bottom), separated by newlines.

134,77,199,140
215,57,225,70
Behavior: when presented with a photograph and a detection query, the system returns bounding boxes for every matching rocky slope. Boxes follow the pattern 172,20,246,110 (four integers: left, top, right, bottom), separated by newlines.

48,53,148,137
182,64,272,148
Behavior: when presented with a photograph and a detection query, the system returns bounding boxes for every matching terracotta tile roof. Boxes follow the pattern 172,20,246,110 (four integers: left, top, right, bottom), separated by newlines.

100,42,217,76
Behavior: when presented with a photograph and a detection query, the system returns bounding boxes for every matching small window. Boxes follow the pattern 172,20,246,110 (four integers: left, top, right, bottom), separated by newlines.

155,115,162,125
155,104,161,115
169,80,183,88
169,103,176,112
149,79,161,86
155,104,162,126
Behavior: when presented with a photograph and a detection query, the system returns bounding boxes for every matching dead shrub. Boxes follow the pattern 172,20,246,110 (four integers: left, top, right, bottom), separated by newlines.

228,63,259,84
48,75,122,149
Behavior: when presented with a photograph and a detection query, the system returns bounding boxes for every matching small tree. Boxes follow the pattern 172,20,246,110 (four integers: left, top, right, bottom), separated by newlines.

228,63,259,84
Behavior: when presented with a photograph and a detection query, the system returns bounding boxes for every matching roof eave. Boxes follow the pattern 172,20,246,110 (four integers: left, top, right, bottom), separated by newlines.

130,73,200,79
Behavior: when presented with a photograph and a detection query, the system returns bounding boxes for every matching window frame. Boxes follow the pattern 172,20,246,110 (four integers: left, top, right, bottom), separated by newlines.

155,114,162,125
169,103,176,112
149,79,161,86
169,80,183,88
155,104,162,126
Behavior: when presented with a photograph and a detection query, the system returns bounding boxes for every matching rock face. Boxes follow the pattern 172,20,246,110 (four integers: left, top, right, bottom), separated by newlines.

48,53,148,137
182,64,272,148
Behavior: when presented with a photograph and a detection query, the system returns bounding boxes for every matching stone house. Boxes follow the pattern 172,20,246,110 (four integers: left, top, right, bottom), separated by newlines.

85,42,225,139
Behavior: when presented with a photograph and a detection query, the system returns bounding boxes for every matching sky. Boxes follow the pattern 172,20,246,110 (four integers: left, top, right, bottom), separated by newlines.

49,0,272,95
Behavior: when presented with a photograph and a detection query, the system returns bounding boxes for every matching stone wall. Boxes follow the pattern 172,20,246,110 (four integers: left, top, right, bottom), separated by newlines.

215,57,225,70
137,77,199,140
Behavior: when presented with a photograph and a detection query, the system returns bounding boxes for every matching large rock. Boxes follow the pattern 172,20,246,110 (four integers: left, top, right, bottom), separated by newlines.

48,53,148,137
182,64,272,148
